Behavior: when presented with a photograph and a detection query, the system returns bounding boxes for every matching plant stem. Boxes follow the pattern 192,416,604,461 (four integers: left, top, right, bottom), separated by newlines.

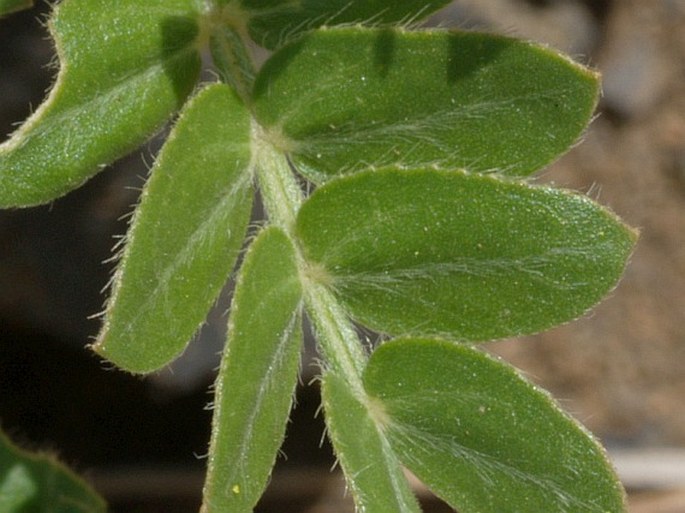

209,24,255,105
252,126,302,234
253,134,367,396
303,280,367,392
209,8,367,393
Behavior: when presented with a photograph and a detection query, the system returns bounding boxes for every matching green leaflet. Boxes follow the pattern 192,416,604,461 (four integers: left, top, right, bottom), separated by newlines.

363,338,626,513
238,0,451,50
296,167,637,342
252,27,599,182
0,0,638,511
0,0,201,207
202,226,302,513
94,83,253,373
0,0,33,16
322,372,422,513
0,429,106,513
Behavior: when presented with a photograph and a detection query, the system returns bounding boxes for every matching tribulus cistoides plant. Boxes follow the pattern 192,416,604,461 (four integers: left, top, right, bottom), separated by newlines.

0,1,637,512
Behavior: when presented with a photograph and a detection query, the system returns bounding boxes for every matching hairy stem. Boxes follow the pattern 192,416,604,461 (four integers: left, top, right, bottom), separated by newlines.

253,132,367,395
303,280,367,395
252,125,302,233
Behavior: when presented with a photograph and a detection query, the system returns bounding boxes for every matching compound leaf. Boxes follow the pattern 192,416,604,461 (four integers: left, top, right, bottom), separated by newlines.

94,83,253,373
253,28,599,182
238,0,451,50
0,0,201,207
202,226,302,513
296,168,637,342
322,372,422,513
0,430,106,513
364,338,626,513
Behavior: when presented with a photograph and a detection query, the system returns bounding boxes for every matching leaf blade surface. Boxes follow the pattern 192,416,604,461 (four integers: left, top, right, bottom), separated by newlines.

0,0,201,207
363,337,626,513
296,168,637,341
253,28,599,182
94,83,253,373
240,0,451,49
0,430,106,513
202,226,302,513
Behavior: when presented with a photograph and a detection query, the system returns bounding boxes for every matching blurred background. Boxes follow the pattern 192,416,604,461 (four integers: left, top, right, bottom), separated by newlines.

1,1,684,511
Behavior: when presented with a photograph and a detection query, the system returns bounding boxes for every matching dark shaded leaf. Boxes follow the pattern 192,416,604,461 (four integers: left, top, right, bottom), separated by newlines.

0,430,106,513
